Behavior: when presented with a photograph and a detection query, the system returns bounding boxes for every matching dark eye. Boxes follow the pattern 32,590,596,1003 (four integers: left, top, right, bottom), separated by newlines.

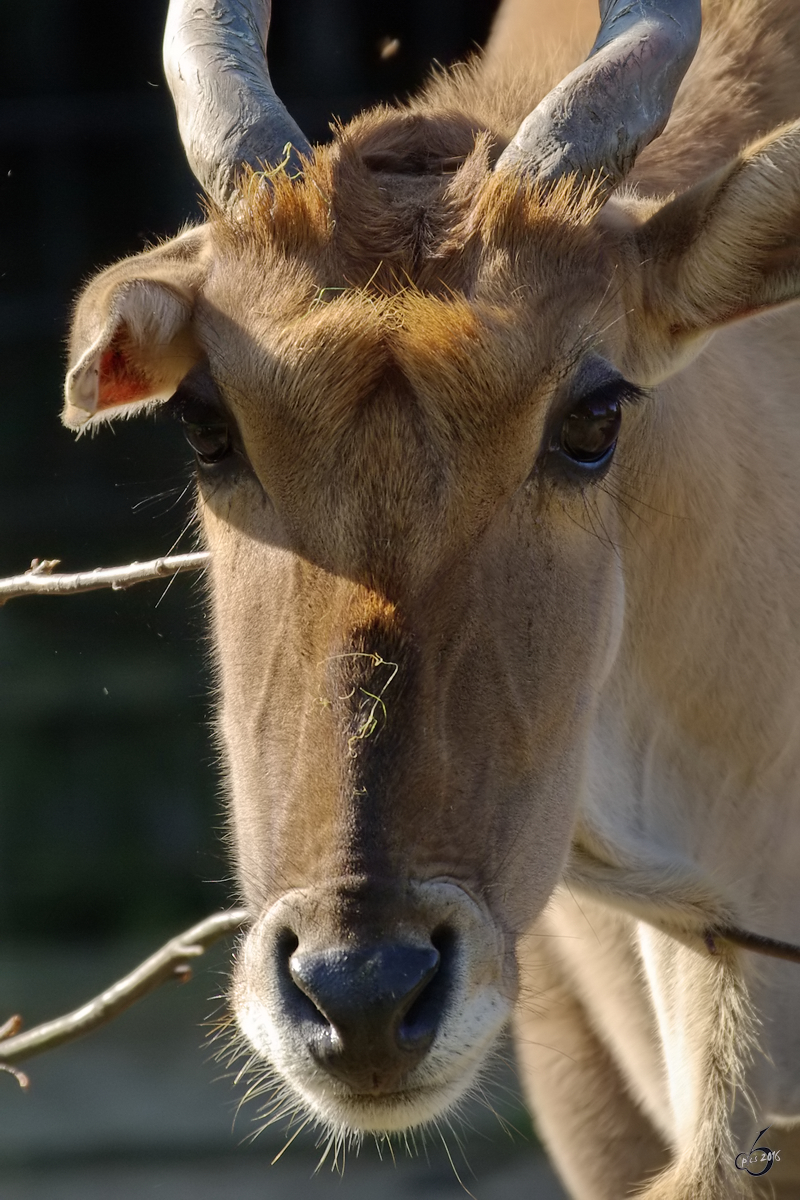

180,409,232,465
561,385,622,465
169,369,235,468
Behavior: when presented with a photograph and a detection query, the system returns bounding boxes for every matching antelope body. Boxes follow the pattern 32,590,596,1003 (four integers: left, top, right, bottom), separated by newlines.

63,1,800,1196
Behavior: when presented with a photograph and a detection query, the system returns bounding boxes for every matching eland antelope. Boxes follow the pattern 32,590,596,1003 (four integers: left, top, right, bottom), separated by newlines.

62,0,800,1195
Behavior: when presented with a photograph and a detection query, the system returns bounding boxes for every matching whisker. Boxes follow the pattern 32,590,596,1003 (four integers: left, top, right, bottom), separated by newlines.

270,1115,313,1164
436,1125,478,1200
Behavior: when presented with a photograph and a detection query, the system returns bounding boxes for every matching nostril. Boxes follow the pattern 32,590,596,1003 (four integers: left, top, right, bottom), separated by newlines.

431,924,458,969
276,928,299,961
275,928,330,1031
397,926,455,1049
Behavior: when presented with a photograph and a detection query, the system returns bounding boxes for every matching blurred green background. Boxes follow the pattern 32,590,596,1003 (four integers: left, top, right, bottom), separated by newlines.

0,2,567,1196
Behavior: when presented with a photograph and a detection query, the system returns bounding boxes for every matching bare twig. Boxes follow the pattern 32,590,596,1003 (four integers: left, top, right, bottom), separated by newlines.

0,909,248,1083
0,552,210,605
707,925,800,965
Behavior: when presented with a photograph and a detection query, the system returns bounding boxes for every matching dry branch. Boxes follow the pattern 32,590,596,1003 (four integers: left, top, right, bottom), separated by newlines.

0,909,248,1085
0,552,210,605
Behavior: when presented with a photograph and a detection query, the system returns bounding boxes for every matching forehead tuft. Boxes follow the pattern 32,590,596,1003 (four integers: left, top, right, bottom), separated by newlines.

210,110,608,298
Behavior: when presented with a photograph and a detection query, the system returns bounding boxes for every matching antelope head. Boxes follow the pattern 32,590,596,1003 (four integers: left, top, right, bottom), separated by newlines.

62,0,800,1144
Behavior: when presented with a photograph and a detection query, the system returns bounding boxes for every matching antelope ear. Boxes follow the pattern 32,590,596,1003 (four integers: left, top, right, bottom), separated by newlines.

63,226,211,429
631,122,800,379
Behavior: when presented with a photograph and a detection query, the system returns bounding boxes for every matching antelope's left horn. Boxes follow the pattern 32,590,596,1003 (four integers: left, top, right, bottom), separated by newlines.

163,0,311,206
495,0,702,193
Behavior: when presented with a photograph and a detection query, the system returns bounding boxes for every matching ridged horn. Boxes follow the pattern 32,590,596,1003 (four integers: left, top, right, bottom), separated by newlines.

495,0,702,192
163,0,311,206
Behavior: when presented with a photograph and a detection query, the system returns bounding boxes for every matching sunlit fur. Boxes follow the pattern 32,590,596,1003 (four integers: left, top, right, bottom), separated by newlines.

62,0,800,1197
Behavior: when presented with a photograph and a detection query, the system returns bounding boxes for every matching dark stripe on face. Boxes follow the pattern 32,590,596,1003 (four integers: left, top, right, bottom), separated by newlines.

327,607,420,885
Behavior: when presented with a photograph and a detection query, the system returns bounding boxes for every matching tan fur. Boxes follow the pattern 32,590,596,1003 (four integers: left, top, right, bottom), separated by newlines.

63,2,800,1196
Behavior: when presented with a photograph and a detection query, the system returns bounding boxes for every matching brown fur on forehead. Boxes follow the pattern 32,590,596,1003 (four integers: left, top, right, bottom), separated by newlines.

207,151,612,456
217,278,600,471
211,109,608,297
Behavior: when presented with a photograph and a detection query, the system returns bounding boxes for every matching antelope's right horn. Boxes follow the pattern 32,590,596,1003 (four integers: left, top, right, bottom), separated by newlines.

163,0,311,206
495,0,702,194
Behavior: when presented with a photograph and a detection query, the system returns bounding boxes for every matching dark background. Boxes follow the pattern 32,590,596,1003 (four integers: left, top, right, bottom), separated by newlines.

0,0,500,946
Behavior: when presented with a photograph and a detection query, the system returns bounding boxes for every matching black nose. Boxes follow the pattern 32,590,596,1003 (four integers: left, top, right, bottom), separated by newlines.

285,940,443,1093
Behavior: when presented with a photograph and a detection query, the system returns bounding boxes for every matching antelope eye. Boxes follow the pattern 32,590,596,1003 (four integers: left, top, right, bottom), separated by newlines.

560,386,623,465
180,410,232,465
170,369,235,468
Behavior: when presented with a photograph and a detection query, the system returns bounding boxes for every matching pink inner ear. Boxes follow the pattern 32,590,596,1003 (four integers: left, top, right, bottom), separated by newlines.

97,336,152,410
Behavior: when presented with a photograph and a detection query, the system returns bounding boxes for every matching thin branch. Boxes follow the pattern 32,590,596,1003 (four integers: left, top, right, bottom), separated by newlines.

707,926,800,965
0,552,210,605
0,909,248,1083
